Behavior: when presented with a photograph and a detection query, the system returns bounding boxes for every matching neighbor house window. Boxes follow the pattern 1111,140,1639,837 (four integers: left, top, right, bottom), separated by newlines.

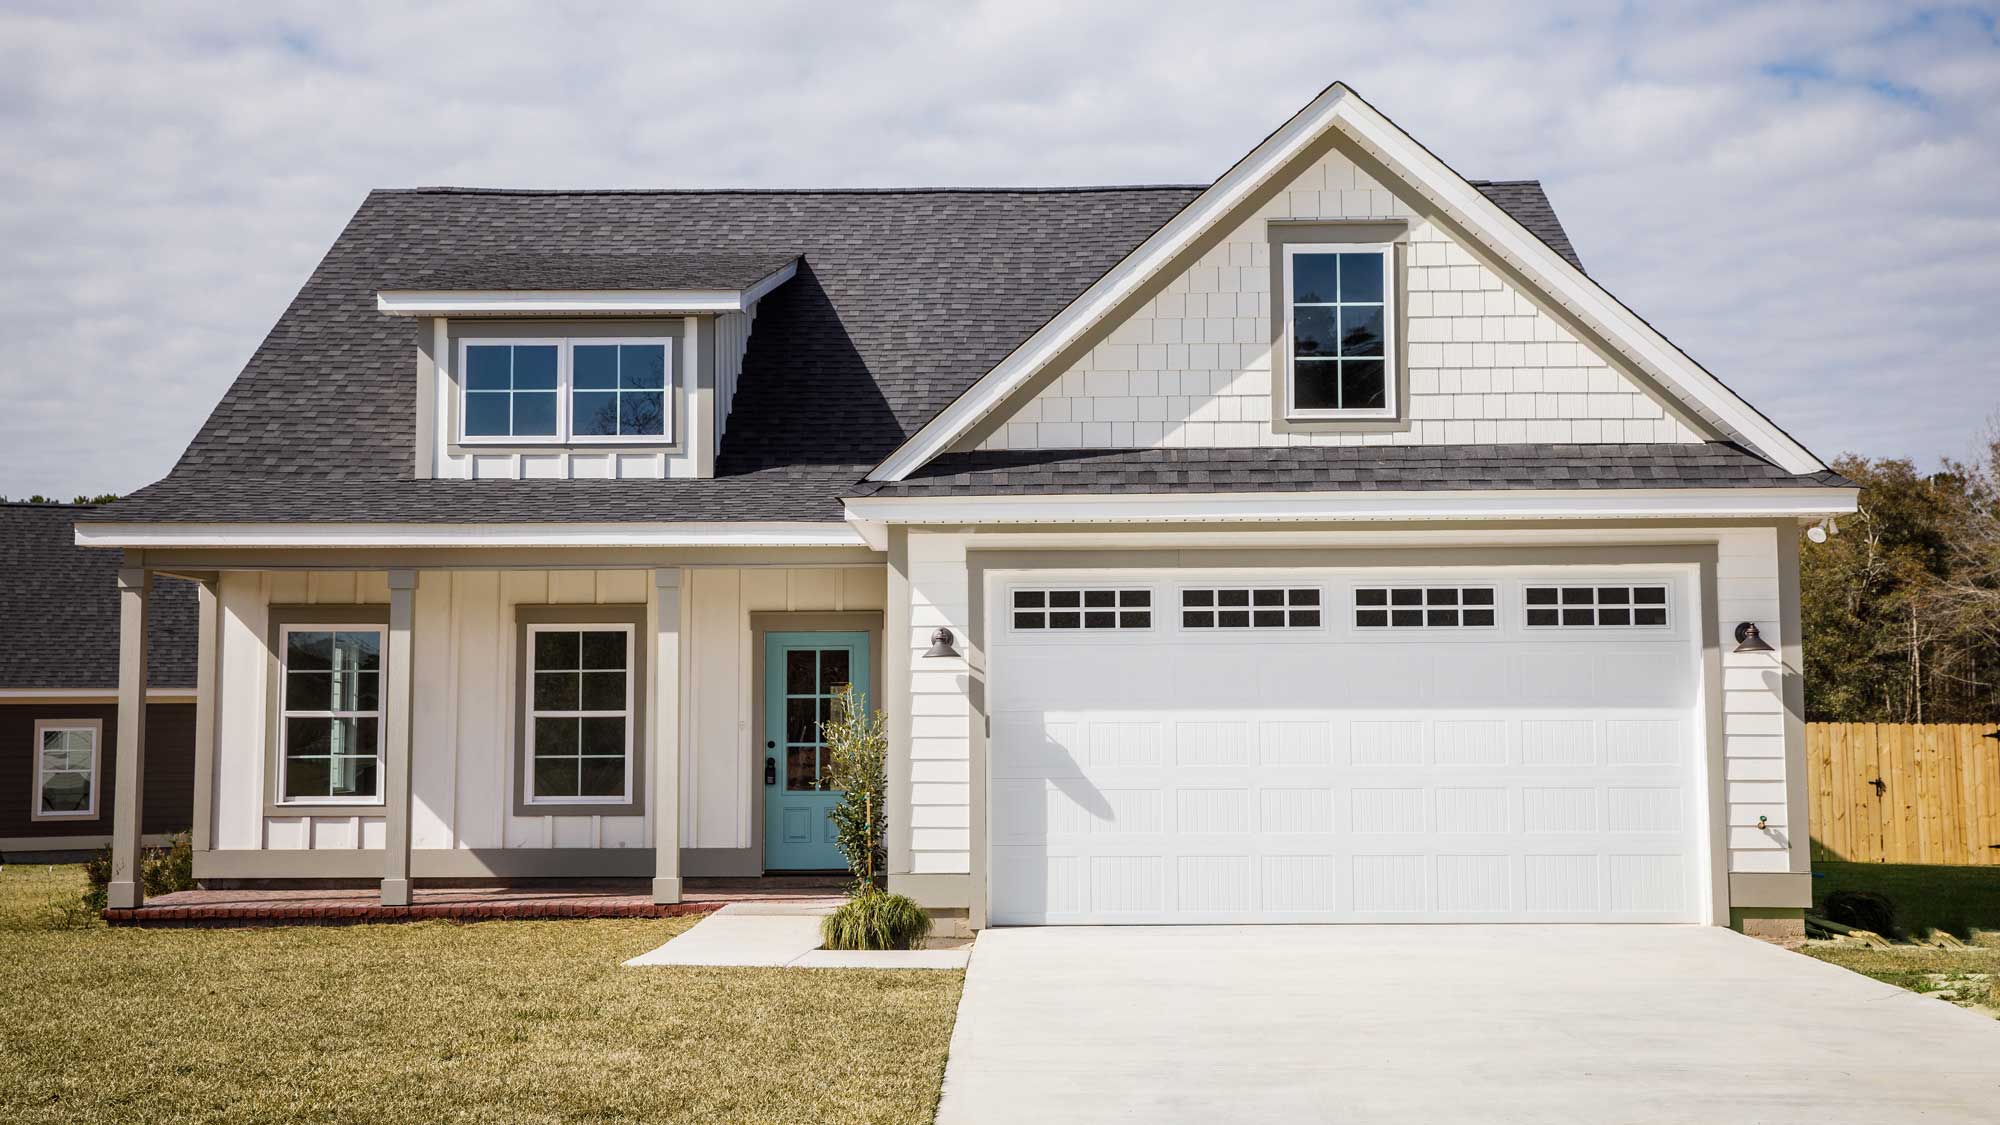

526,625,633,803
1011,589,1152,631
1284,245,1394,417
461,338,671,443
33,719,101,819
1354,587,1497,628
278,627,384,803
1525,585,1668,628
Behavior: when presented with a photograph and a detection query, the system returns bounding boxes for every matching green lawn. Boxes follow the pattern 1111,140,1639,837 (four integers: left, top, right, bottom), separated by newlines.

0,865,963,1124
1800,862,2000,1019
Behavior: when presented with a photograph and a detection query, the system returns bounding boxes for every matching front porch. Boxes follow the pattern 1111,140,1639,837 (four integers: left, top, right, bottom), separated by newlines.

103,875,849,927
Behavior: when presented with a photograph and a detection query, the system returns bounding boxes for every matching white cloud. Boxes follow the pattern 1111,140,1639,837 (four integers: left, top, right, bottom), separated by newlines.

1,0,1994,497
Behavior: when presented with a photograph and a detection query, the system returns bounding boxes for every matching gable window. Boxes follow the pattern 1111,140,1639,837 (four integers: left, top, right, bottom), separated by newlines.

33,719,101,820
1525,585,1668,628
461,338,671,444
526,625,634,804
1283,245,1394,418
278,627,384,803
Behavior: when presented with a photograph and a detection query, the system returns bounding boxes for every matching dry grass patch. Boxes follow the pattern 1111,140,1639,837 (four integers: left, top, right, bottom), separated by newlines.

0,865,962,1123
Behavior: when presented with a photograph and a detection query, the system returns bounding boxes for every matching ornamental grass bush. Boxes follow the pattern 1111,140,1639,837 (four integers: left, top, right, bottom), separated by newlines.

820,890,933,951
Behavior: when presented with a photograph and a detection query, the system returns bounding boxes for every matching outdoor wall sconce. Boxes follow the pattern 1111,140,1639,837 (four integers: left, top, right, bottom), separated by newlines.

1733,622,1774,653
924,627,961,659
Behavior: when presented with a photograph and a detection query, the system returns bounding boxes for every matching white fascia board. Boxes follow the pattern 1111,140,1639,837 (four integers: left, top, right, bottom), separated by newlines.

870,83,1826,481
73,520,867,550
0,688,196,703
843,487,1859,527
867,85,1359,483
376,261,798,317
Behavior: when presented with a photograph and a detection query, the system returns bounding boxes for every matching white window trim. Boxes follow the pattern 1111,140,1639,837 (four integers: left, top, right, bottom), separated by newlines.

1522,582,1673,631
275,624,388,808
523,623,637,807
457,337,675,447
32,718,102,821
1281,242,1397,421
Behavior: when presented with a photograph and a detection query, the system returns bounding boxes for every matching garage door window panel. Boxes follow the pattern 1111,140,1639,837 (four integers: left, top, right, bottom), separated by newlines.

1353,586,1496,629
1011,588,1152,632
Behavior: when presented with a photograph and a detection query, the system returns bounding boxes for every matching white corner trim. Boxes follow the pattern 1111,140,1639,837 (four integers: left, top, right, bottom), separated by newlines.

377,260,798,317
843,486,1858,527
72,520,867,550
868,83,1826,481
0,688,196,704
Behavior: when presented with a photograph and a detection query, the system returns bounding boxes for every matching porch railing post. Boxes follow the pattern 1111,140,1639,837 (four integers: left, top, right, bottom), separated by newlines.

652,567,683,904
106,566,151,910
380,569,417,906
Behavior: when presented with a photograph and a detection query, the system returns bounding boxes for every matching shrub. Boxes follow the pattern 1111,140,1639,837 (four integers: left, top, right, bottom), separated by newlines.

820,890,932,951
820,684,888,890
82,830,195,913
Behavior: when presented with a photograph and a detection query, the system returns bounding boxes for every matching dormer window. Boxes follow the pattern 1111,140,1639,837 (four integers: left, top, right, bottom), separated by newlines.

461,337,672,444
1282,244,1395,419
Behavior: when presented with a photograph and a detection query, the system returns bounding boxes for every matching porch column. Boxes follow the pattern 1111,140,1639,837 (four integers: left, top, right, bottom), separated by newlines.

380,569,417,906
651,568,683,904
107,567,151,910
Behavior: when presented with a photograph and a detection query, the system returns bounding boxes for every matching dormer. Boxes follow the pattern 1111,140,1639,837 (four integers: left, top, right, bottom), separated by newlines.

377,252,797,480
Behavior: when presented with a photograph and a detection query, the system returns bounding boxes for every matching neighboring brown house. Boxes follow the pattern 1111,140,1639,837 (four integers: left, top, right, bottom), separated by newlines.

1,503,197,857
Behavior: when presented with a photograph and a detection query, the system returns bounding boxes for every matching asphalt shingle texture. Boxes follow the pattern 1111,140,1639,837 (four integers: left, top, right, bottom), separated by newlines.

0,504,197,689
380,250,800,291
853,444,1849,497
92,180,1647,524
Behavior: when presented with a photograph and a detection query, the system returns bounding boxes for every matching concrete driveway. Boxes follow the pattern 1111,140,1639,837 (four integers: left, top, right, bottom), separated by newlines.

936,926,2000,1124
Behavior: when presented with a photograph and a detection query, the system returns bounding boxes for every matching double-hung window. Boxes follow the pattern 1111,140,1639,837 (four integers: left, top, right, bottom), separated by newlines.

526,625,634,804
278,627,384,803
1283,244,1394,418
33,719,100,819
461,338,672,444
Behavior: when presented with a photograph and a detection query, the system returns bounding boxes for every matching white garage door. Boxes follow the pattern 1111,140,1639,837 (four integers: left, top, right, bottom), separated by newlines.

986,568,1707,924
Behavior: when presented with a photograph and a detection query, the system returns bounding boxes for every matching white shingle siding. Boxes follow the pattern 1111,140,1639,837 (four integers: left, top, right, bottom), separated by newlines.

975,150,1706,451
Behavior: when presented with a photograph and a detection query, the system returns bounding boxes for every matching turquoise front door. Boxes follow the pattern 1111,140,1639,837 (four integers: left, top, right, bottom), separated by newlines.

762,631,870,871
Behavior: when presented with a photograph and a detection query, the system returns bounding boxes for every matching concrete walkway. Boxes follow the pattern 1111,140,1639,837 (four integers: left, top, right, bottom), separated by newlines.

937,925,2000,1124
624,901,969,969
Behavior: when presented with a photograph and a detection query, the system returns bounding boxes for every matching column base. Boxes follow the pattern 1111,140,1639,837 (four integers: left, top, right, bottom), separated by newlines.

380,877,412,907
106,880,142,910
651,876,682,905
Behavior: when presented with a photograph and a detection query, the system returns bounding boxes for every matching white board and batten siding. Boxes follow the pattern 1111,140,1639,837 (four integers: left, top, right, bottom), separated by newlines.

972,146,1707,453
211,565,883,856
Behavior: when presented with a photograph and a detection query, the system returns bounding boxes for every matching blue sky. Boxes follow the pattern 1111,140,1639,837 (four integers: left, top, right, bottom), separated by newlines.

3,1,1996,497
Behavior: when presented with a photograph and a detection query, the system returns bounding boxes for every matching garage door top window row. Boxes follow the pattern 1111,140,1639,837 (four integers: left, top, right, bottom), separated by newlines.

1012,589,1153,631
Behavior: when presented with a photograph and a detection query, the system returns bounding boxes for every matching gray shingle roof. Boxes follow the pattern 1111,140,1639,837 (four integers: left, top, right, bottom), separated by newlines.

0,504,197,689
853,444,1850,498
1468,181,1582,272
380,250,799,292
93,180,1616,525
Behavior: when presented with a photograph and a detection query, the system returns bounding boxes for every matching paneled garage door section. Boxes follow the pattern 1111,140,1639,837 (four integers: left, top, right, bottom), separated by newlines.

986,570,1705,924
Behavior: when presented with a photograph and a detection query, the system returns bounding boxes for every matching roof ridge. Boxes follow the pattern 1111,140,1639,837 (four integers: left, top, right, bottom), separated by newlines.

378,184,1214,198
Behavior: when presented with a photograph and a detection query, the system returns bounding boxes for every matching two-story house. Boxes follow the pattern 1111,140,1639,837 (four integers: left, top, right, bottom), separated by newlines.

79,83,1855,940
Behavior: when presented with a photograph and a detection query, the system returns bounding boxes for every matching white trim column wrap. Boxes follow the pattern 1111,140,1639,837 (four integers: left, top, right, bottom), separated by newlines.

380,569,418,906
652,567,684,903
106,566,151,910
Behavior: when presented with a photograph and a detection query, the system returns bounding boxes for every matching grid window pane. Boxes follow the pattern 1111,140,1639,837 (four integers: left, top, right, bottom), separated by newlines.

1356,588,1497,628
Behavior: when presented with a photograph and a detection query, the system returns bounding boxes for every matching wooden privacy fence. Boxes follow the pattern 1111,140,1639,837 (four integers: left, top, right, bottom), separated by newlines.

1808,723,2000,865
